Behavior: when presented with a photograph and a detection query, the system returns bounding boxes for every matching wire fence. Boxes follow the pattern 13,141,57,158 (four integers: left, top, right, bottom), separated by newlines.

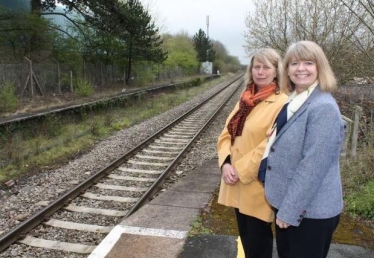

1,63,372,156
0,60,194,98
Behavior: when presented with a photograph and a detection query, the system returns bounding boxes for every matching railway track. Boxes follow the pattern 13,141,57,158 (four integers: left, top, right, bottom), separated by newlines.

0,75,219,127
0,75,219,170
0,74,244,257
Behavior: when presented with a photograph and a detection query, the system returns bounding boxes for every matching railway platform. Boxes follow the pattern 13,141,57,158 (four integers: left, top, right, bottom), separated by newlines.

87,159,374,258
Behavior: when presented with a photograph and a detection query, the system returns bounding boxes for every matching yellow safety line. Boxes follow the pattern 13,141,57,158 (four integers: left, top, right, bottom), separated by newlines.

237,236,245,258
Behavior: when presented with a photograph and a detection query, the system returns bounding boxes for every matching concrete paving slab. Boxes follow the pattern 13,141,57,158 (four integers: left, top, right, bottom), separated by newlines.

105,233,185,258
328,244,374,258
189,159,220,174
168,173,220,193
179,235,238,258
178,235,374,258
150,190,213,209
122,204,199,231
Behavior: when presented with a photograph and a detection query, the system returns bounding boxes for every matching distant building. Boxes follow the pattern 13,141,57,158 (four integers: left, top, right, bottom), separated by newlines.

0,0,75,32
0,0,31,12
201,61,213,75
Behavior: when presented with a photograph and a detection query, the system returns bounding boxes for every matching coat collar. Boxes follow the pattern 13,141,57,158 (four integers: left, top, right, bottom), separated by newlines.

273,86,322,142
264,91,285,103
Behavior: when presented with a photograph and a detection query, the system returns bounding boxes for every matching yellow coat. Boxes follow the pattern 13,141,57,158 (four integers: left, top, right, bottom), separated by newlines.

217,92,288,222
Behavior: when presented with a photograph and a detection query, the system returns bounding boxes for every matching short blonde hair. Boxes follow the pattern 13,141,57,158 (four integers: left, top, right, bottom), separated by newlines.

280,41,337,94
244,48,282,91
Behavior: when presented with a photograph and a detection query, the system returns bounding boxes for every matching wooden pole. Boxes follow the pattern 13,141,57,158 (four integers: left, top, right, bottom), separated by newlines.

341,115,353,157
23,57,34,98
351,105,362,157
53,58,61,95
70,71,73,93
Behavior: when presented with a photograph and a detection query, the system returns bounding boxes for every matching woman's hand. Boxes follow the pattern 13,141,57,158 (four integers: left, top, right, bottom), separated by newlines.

276,218,290,229
221,163,239,185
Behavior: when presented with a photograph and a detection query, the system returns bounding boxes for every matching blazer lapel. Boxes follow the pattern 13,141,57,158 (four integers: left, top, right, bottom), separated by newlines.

273,87,322,143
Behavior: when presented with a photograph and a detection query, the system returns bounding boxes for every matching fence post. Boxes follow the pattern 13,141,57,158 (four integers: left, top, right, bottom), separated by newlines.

100,62,104,88
351,105,362,157
22,57,43,98
53,58,61,95
70,71,73,93
341,115,353,157
123,69,126,88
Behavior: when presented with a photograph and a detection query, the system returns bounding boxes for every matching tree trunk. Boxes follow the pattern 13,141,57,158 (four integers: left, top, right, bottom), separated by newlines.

125,41,133,85
31,0,42,14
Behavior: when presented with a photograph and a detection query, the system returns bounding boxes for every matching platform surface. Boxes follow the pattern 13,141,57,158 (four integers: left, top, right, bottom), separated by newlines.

88,159,374,258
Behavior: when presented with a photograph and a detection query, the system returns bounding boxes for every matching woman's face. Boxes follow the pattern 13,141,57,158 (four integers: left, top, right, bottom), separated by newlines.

288,59,318,94
251,58,277,90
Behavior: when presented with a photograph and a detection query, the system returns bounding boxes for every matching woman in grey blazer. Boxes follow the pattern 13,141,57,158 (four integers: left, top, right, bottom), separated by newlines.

263,41,344,258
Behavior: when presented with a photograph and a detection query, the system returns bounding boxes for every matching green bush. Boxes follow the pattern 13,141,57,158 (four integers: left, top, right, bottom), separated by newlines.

0,80,19,113
60,74,71,88
346,181,374,219
112,117,131,131
74,78,94,97
191,77,201,86
41,115,63,138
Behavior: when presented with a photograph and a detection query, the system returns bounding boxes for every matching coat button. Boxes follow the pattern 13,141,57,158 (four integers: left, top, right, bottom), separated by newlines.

270,147,275,152
267,165,271,170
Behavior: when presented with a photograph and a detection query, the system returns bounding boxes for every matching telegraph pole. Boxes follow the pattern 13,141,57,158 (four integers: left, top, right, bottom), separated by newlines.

206,15,209,38
206,15,209,61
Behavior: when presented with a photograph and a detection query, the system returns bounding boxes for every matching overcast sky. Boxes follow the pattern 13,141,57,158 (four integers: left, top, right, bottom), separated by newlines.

141,0,255,65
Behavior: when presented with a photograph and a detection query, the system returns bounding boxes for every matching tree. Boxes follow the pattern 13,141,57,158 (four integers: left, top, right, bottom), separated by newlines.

116,0,167,84
32,0,167,84
34,0,134,34
0,7,56,61
163,32,199,74
211,40,241,73
339,0,374,65
244,0,370,83
193,29,215,62
340,0,373,35
27,0,125,41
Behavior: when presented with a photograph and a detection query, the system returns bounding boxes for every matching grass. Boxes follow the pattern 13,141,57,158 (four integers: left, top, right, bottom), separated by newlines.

341,128,374,221
189,217,214,236
0,80,19,113
0,75,228,183
345,181,374,219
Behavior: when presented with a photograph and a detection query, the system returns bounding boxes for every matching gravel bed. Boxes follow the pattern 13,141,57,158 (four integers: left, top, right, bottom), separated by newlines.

114,171,161,179
8,245,87,258
28,226,105,245
98,178,152,188
0,78,242,258
68,195,138,211
82,188,145,198
51,210,122,226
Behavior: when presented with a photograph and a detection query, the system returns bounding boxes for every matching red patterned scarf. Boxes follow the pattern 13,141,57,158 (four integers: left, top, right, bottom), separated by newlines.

228,82,277,145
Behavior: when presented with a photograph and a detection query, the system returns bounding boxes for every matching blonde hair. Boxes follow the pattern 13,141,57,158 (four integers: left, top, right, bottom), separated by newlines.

244,48,282,91
280,41,337,94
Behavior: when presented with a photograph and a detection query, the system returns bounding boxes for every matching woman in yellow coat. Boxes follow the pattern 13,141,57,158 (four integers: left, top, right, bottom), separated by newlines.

217,48,287,258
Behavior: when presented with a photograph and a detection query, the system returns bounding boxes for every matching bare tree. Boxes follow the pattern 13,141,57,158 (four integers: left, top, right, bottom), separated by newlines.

243,0,371,83
340,0,374,35
339,0,374,69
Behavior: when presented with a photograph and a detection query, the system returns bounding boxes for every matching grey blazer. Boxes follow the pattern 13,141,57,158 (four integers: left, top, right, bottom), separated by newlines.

265,86,344,226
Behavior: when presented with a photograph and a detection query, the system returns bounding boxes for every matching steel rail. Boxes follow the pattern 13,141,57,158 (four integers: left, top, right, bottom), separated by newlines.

124,77,244,219
0,74,242,253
